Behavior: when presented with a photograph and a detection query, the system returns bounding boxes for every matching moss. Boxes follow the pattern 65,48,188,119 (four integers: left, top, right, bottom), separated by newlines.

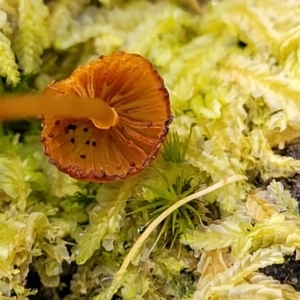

1,0,300,299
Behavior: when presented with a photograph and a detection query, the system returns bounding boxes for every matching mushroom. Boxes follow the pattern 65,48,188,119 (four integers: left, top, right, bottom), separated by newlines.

0,51,172,182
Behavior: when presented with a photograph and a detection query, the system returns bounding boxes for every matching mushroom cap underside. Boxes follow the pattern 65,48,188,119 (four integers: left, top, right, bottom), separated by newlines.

41,51,172,182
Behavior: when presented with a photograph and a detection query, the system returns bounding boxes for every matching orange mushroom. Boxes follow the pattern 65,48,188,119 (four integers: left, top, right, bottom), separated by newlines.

0,51,172,182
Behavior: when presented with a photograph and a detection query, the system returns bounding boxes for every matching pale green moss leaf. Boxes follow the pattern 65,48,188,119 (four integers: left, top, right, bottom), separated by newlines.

121,272,150,300
72,178,136,264
180,220,251,259
43,165,82,198
227,273,300,300
194,249,283,300
267,180,299,215
157,256,183,276
250,129,300,180
0,11,20,85
13,0,50,74
48,0,90,41
36,258,63,287
182,212,300,261
0,212,49,296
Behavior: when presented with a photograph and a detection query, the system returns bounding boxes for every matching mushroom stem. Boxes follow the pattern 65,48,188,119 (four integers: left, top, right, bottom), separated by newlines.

0,94,119,129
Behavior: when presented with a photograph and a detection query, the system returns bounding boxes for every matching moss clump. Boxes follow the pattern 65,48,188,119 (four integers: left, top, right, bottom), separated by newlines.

1,0,300,299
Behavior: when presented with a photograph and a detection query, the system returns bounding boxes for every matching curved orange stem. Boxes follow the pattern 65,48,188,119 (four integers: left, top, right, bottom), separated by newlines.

0,94,119,129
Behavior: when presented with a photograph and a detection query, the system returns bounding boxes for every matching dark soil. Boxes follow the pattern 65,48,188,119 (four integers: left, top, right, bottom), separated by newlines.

259,139,300,290
260,255,300,291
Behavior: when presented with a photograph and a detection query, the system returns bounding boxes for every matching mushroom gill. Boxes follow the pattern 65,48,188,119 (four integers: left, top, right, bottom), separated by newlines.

0,51,172,182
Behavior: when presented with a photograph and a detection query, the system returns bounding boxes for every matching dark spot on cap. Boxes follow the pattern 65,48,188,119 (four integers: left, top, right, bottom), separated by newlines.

67,124,77,131
48,133,54,138
80,154,86,159
130,162,136,167
147,121,152,127
85,140,90,145
55,120,61,126
83,128,88,132
71,138,75,144
64,127,69,134
92,141,97,147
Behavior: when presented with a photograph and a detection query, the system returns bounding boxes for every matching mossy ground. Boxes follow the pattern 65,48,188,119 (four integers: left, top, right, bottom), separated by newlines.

2,1,300,299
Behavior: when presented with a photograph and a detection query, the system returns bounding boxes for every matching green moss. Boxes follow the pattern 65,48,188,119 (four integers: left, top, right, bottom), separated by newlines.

1,0,300,299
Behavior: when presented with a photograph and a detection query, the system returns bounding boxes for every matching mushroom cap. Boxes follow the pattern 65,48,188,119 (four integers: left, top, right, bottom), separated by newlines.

41,51,172,182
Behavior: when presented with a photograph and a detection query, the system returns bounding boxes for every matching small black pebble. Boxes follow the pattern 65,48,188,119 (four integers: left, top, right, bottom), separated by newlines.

85,140,90,145
80,154,86,159
92,141,97,147
83,128,88,132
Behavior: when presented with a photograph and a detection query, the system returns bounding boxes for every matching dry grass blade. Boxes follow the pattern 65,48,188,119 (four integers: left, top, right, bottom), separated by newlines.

94,174,248,300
